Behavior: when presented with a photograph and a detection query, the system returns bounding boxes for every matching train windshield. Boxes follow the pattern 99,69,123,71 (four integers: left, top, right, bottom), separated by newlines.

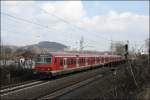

36,54,52,65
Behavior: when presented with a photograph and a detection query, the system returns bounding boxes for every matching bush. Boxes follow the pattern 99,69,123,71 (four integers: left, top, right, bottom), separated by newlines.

0,65,34,86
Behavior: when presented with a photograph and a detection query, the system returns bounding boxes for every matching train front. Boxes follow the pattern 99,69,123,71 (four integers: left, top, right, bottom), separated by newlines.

33,54,53,78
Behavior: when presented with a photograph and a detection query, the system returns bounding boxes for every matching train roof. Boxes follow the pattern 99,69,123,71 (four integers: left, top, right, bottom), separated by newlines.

39,52,122,58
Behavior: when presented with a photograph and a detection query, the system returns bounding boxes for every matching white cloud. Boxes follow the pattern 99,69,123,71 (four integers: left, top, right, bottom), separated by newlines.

78,11,149,41
1,1,37,19
42,1,86,21
1,1,149,51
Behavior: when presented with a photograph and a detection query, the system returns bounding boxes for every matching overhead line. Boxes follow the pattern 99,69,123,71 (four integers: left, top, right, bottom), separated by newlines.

1,11,112,50
1,12,48,29
1,11,76,46
1,13,69,50
38,8,104,48
1,11,70,38
1,11,111,47
38,7,114,42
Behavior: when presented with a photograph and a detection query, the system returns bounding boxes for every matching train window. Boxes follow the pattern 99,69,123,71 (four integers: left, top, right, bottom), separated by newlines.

77,58,79,64
36,55,51,65
70,59,72,65
74,59,76,64
37,57,43,63
67,59,69,65
64,60,65,65
69,59,71,65
64,59,67,65
45,58,51,63
55,58,57,64
79,59,80,64
60,58,63,66
97,58,99,62
70,59,72,64
71,59,73,64
68,59,70,65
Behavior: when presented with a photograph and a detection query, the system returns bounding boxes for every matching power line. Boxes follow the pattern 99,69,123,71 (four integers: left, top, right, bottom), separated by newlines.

39,7,114,42
1,11,113,51
1,13,71,48
44,8,124,51
38,7,114,50
2,10,110,49
1,11,72,41
1,11,49,29
38,8,102,48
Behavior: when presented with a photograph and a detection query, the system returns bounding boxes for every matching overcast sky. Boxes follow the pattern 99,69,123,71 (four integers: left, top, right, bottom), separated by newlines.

1,1,149,51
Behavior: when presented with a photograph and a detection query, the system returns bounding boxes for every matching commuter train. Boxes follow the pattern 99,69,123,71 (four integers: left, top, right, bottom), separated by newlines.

33,52,125,77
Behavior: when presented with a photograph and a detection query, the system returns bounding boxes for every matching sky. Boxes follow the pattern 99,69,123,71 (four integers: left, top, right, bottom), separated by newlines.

1,1,149,51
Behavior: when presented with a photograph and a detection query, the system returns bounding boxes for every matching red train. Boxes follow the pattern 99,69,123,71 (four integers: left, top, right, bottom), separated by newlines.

33,52,124,77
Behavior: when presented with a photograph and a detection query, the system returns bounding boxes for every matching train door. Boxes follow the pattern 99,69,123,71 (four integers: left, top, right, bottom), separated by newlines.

101,57,104,64
103,57,105,64
85,57,88,66
64,58,67,69
76,58,79,67
95,57,97,64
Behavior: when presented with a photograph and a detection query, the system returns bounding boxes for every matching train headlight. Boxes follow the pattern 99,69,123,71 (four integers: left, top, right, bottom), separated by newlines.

33,71,37,74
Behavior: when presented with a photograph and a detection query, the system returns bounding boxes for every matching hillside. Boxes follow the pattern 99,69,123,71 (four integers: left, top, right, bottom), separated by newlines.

23,41,68,52
1,41,68,59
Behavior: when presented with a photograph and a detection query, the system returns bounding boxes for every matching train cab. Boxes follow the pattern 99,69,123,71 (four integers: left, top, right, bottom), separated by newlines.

33,54,53,75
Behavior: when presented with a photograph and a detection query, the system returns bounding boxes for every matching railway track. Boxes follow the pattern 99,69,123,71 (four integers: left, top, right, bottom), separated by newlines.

0,64,125,100
38,65,126,100
0,80,46,96
0,79,39,90
38,66,124,100
0,71,80,96
38,74,104,100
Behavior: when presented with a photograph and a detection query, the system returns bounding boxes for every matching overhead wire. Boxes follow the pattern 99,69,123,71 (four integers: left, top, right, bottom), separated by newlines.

38,7,116,42
1,9,119,51
1,11,75,45
36,8,100,49
1,12,49,29
1,11,69,44
37,7,113,50
3,4,145,51
1,10,110,46
2,4,146,53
